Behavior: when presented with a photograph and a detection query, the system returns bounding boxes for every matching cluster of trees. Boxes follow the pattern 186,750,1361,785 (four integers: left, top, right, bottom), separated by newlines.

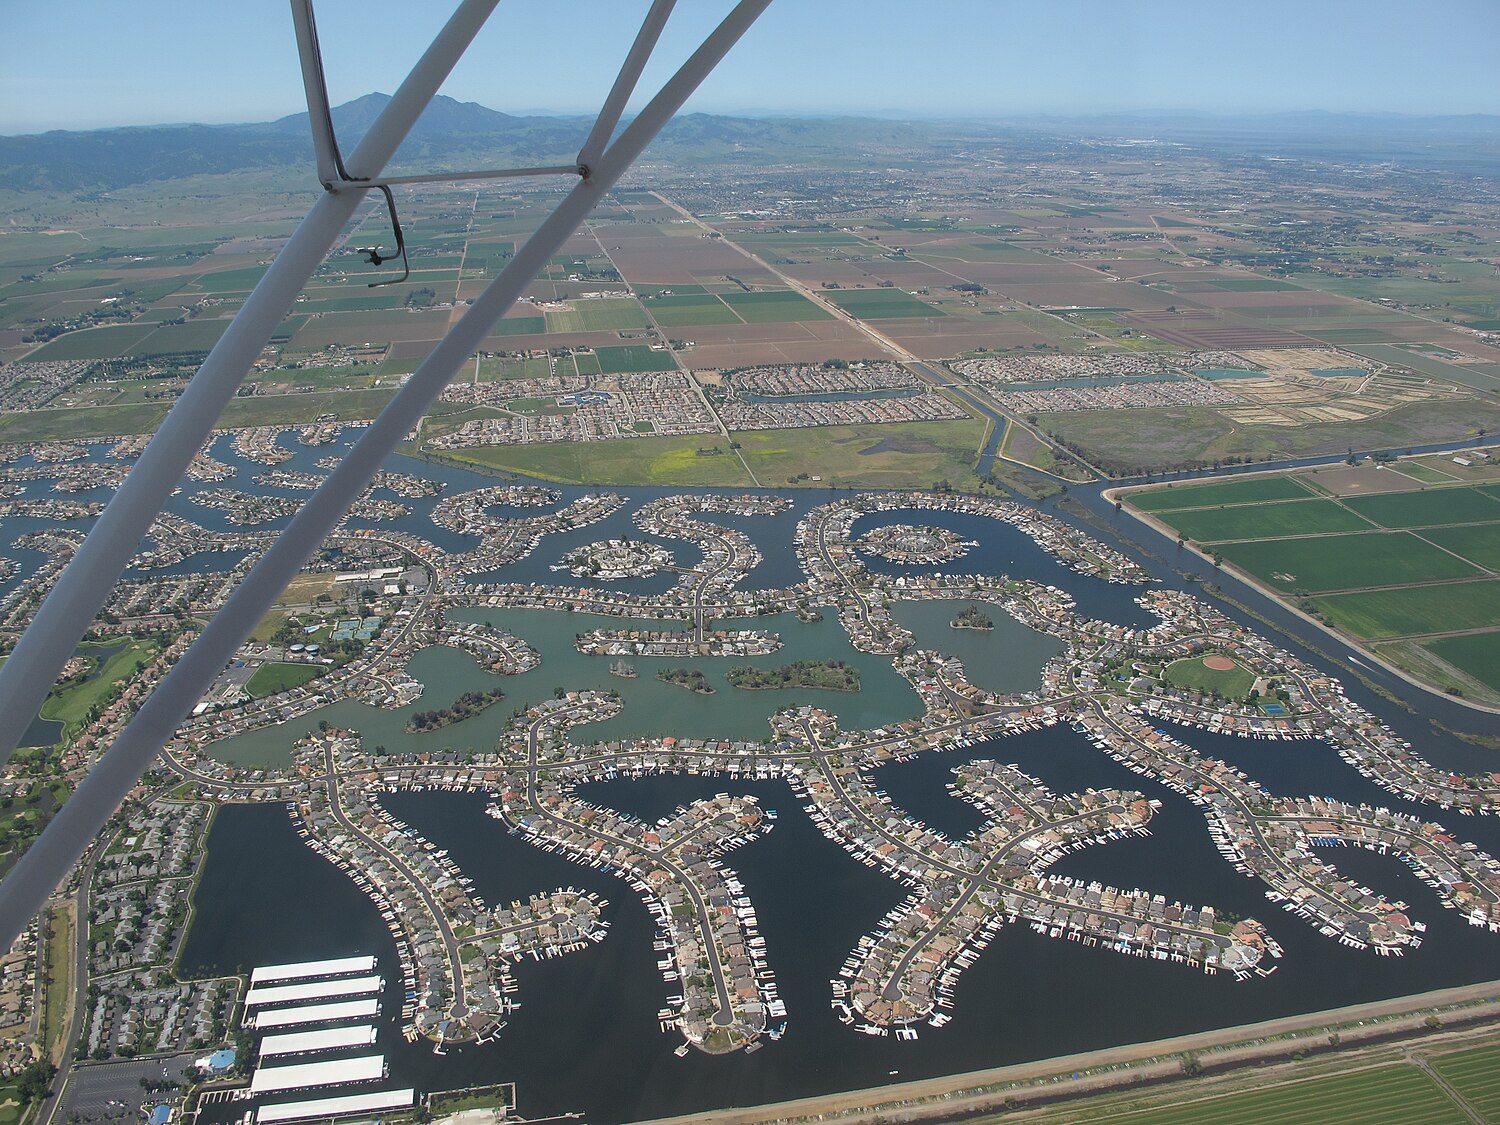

951,604,994,630
405,687,506,733
16,1060,57,1106
656,668,714,695
727,659,860,693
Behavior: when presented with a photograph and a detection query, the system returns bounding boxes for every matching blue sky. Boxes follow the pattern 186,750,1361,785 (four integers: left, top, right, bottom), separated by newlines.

3,0,1498,134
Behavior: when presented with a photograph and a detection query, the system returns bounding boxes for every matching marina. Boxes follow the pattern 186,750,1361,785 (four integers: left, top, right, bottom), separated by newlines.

254,1089,416,1124
249,957,378,986
243,976,385,1008
247,1055,387,1095
258,1026,380,1057
247,999,381,1030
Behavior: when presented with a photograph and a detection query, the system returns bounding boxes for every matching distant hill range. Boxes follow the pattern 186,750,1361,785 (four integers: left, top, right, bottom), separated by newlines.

3,93,1497,193
0,92,913,192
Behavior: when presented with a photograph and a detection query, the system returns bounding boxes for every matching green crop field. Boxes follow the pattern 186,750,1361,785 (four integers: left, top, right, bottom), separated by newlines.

720,290,832,323
1162,657,1256,699
1162,500,1373,543
219,389,398,428
828,288,946,319
1126,476,1315,512
442,434,754,487
1342,485,1500,528
127,318,233,354
193,265,271,292
488,316,547,336
1312,579,1500,639
1215,531,1480,593
1424,632,1500,692
0,402,169,443
246,662,325,699
1398,462,1463,484
1089,1065,1467,1125
25,324,159,360
544,300,649,333
1422,523,1500,569
646,294,743,326
594,345,677,373
1432,1043,1500,1121
735,417,986,491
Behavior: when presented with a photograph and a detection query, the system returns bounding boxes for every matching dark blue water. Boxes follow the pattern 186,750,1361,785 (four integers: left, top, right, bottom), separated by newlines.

849,508,1159,629
185,738,1500,1124
12,425,1500,1120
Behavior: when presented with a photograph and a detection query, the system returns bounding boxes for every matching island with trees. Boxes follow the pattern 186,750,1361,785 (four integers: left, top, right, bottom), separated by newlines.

405,687,507,733
656,668,715,694
727,659,860,692
951,604,994,631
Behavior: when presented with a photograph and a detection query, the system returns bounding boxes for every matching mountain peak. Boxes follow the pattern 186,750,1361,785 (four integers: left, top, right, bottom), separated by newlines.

271,91,518,141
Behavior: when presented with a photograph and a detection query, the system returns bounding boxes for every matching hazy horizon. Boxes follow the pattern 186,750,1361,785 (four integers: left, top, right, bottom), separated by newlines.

3,0,1498,135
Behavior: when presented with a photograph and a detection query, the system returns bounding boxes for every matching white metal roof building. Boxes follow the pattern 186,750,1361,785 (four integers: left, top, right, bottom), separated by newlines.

258,1026,378,1057
255,1089,415,1124
248,1055,386,1095
243,975,383,1008
249,957,377,985
247,998,381,1029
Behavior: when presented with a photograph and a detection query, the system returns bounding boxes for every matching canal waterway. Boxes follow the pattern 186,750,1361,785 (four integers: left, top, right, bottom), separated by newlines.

8,427,1500,1119
185,719,1500,1124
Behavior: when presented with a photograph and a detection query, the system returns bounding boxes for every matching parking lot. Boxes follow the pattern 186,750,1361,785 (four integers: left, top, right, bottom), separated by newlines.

61,1053,198,1123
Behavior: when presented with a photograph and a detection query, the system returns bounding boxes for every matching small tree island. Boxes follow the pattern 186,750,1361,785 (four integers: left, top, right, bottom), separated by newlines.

657,667,715,694
405,686,506,733
951,604,994,631
727,659,860,692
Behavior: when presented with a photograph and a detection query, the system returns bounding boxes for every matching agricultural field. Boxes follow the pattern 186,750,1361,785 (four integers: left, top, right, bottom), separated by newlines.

1422,633,1500,694
438,433,754,487
1046,1066,1470,1125
1311,580,1500,639
488,315,546,336
1213,533,1478,592
593,345,678,373
1341,487,1500,529
1127,476,1315,511
1126,464,1500,704
543,299,648,334
719,290,832,323
1162,500,1373,543
827,288,946,319
734,417,987,491
643,293,745,326
1422,523,1500,569
1432,1043,1500,1121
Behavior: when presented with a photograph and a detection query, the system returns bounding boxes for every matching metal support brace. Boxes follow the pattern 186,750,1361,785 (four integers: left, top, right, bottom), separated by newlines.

576,0,678,177
0,0,502,771
0,0,772,952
